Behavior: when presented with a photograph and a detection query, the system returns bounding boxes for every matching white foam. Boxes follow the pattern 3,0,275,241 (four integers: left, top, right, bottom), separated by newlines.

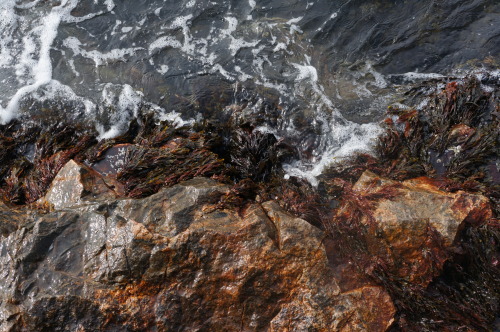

0,0,118,123
292,63,318,82
211,64,235,81
283,122,383,186
157,110,195,127
234,65,252,82
222,17,259,56
67,59,80,77
286,17,304,34
157,65,170,75
149,36,182,54
366,63,388,88
401,72,445,80
15,35,37,81
0,0,18,67
273,42,288,53
286,17,303,25
170,14,196,54
98,84,143,140
63,36,142,67
118,85,142,118
330,123,383,158
104,0,115,12
0,0,82,123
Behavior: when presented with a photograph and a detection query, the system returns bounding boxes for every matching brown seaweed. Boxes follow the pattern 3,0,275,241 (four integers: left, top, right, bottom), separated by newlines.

0,120,97,204
319,75,500,331
0,75,497,331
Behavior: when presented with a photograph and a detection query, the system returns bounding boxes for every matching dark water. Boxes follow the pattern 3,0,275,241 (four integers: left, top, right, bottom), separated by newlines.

0,0,499,181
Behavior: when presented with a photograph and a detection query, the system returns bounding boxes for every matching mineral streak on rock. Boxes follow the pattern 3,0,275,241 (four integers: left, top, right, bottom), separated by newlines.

0,164,398,331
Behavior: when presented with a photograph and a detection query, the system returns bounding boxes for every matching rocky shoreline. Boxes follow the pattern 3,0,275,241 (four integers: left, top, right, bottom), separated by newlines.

0,76,499,331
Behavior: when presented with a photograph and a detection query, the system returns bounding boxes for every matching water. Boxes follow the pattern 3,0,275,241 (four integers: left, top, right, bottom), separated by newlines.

0,0,499,183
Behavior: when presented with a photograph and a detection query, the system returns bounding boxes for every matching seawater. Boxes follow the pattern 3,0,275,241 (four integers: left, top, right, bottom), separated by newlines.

0,0,498,184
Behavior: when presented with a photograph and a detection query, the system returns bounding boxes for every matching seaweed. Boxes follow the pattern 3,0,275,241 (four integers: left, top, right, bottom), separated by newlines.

0,75,497,330
117,142,224,198
0,120,97,204
381,224,500,332
260,175,329,228
318,75,500,331
322,75,499,212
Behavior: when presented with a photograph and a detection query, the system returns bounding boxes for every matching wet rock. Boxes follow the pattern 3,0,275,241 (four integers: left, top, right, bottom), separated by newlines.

351,170,492,285
0,202,24,237
334,286,396,332
0,176,396,331
91,144,134,177
38,160,117,209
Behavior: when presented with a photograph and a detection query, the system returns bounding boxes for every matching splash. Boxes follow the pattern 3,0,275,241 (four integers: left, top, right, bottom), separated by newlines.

0,0,496,185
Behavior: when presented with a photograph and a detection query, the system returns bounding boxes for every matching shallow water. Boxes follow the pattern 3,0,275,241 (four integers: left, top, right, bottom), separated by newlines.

0,0,499,182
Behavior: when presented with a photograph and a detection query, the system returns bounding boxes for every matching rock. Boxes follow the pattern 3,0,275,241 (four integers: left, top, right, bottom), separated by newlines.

0,176,396,331
350,171,492,285
0,202,24,237
38,160,117,210
91,144,134,177
333,286,396,332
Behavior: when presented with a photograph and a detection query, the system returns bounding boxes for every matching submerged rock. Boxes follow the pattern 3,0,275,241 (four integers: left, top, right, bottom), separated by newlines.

0,161,396,331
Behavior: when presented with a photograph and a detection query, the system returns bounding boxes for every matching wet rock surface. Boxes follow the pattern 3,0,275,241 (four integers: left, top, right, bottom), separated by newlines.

0,202,25,237
349,171,492,285
0,154,498,330
0,162,398,331
38,160,117,209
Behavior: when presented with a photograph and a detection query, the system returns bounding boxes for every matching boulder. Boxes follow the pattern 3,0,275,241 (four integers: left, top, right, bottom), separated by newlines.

0,176,396,331
38,160,117,210
349,171,492,285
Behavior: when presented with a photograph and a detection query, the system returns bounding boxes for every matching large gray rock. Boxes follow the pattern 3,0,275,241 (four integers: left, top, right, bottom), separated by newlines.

0,162,396,331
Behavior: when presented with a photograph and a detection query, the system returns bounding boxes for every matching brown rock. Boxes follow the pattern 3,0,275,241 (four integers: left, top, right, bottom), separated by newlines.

140,201,342,331
351,171,492,284
334,286,396,332
6,177,394,331
38,160,117,210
